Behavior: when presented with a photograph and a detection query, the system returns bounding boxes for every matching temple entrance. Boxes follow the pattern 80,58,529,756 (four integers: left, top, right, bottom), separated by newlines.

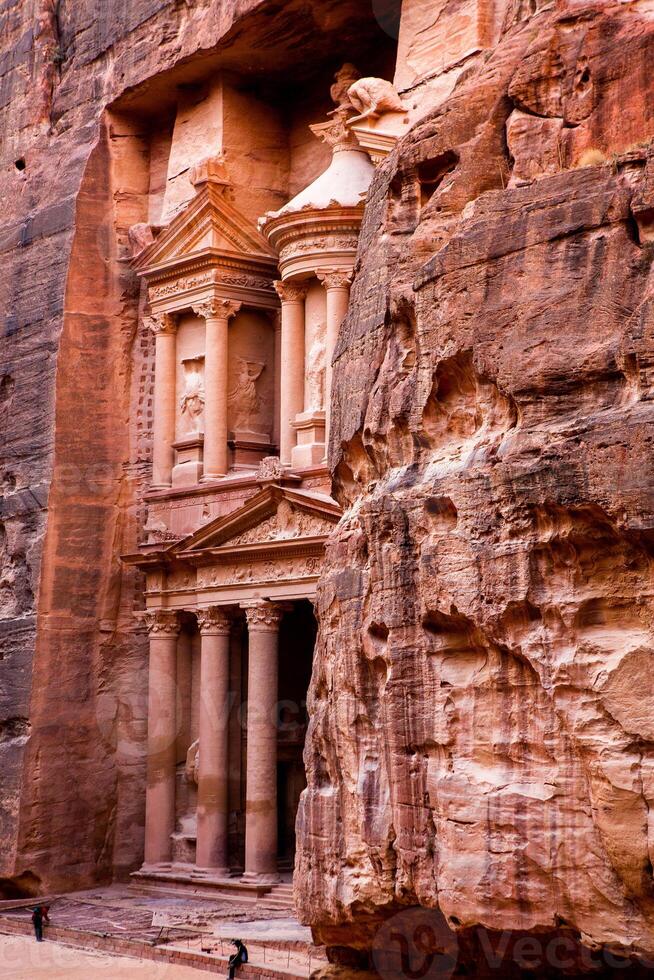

277,601,316,866
167,597,317,881
128,483,339,895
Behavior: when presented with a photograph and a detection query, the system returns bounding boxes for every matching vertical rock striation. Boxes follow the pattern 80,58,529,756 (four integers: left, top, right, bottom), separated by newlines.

299,0,654,968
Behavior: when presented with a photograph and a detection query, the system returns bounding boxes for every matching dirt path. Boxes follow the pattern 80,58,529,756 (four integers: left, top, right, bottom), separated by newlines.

0,934,210,979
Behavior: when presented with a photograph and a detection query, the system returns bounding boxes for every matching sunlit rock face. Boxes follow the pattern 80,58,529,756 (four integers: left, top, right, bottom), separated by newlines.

298,0,654,971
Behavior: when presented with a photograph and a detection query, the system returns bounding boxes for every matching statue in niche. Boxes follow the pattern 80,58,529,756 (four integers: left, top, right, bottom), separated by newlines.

228,357,265,430
185,739,199,786
306,322,326,412
180,357,205,433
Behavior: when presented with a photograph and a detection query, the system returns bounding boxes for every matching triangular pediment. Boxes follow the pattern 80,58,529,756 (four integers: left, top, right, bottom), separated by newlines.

136,184,277,274
174,485,341,556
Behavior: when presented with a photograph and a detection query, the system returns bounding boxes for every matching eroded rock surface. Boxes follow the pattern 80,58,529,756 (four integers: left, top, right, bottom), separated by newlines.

299,0,654,970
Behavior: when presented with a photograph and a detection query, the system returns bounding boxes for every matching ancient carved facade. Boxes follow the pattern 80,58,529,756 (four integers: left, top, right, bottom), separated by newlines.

123,64,406,891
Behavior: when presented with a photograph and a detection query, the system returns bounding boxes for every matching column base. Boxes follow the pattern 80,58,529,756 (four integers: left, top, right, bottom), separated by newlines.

240,870,281,885
192,866,231,879
200,472,227,482
140,861,173,873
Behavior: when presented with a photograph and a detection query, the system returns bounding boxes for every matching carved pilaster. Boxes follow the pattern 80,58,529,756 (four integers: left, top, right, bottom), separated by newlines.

144,609,180,637
243,601,285,633
193,298,242,321
197,606,232,636
273,281,308,304
316,269,353,290
144,311,177,335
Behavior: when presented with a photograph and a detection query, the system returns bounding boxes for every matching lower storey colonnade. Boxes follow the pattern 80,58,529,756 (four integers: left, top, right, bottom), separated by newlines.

142,600,311,884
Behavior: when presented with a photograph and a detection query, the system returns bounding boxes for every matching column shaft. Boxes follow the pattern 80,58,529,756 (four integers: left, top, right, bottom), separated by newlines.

228,624,244,818
242,603,283,882
204,316,229,478
319,273,351,457
196,609,231,873
144,611,179,867
194,299,241,480
275,283,307,466
150,315,177,488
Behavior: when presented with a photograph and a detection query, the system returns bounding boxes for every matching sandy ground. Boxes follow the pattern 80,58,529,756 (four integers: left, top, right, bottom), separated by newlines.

0,934,216,979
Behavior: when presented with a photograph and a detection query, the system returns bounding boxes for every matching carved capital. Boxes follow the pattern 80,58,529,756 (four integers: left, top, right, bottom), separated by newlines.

193,298,242,321
144,610,180,637
316,269,353,290
197,606,232,636
274,281,308,304
144,312,177,336
243,601,285,633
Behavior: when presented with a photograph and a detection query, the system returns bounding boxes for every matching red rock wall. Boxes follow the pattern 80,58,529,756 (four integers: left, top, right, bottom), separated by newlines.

0,0,272,895
299,0,654,970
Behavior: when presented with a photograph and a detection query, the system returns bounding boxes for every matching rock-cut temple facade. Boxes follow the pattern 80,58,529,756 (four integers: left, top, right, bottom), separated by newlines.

4,0,654,973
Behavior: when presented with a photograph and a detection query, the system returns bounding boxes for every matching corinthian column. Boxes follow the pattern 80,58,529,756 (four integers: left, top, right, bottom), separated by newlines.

242,601,284,883
143,609,180,867
274,282,307,466
317,270,352,458
195,607,232,874
146,313,177,488
193,298,242,480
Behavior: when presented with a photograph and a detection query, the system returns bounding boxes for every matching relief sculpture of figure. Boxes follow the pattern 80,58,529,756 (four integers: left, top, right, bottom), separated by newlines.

228,358,265,430
306,323,326,412
347,76,407,124
180,359,205,433
185,739,199,786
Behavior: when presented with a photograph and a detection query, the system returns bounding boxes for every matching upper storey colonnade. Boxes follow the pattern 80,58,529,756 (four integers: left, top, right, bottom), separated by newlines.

134,68,407,490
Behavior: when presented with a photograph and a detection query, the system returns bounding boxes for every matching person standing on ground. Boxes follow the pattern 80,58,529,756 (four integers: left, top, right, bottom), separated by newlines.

228,938,248,978
31,904,49,942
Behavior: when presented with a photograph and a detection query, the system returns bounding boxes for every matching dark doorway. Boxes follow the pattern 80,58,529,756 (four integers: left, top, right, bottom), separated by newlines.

277,599,316,865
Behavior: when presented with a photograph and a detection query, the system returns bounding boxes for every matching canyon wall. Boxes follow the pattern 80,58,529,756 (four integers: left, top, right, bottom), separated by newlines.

298,0,654,973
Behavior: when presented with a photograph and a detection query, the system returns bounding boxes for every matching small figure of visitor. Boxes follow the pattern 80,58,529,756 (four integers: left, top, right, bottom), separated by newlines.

31,904,49,942
228,937,248,979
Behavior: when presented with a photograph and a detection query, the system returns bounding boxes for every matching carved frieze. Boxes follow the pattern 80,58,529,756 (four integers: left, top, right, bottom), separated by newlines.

278,236,359,265
149,274,274,301
197,554,322,589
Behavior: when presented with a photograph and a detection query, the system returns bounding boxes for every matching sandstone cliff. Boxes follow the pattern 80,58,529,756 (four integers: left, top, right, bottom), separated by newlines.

299,0,654,972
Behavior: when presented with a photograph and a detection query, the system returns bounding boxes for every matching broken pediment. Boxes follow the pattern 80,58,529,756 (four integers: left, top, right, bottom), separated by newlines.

175,485,340,557
135,183,277,277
